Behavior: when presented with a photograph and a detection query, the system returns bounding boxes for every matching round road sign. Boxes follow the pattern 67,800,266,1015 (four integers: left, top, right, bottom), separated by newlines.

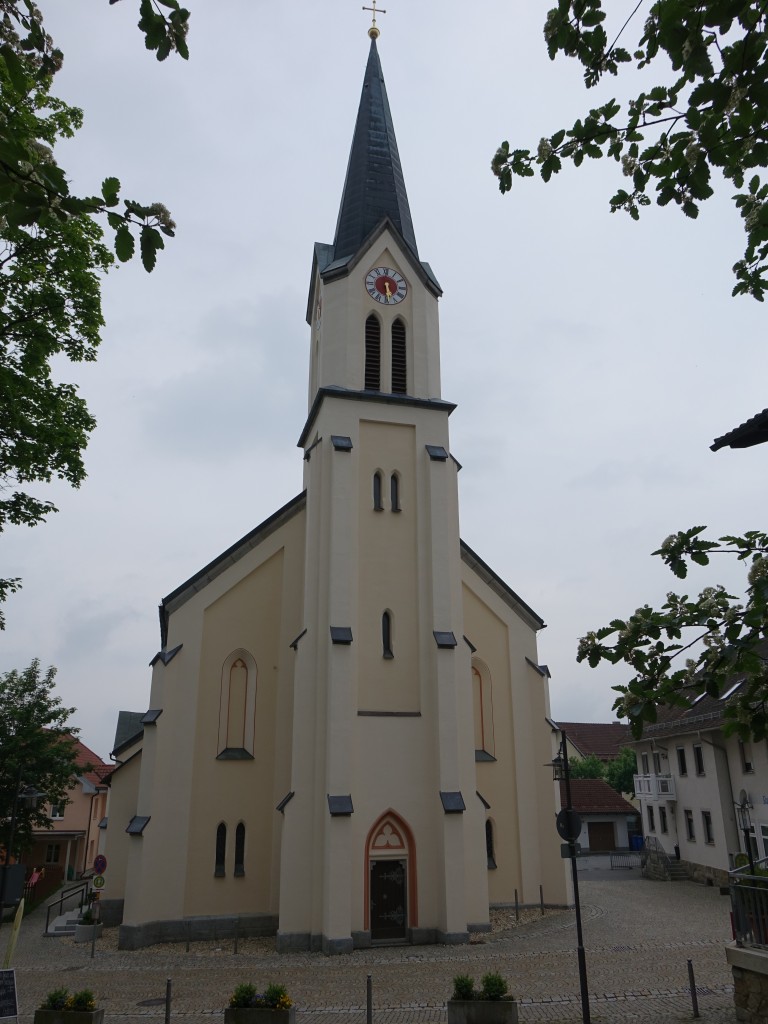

92,875,105,890
93,854,107,875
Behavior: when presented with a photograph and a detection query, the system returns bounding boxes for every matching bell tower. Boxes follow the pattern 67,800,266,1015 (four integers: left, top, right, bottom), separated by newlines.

277,27,490,953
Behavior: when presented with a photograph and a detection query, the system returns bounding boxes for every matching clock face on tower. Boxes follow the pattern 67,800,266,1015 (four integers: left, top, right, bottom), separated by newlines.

365,266,407,305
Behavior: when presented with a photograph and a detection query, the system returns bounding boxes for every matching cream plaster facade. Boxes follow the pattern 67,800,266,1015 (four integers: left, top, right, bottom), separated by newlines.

103,36,569,953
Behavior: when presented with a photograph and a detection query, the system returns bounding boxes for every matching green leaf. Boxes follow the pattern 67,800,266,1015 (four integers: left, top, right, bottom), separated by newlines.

101,176,120,207
115,225,135,262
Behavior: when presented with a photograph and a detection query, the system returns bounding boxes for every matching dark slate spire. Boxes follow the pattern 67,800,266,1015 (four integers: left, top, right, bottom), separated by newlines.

332,39,418,263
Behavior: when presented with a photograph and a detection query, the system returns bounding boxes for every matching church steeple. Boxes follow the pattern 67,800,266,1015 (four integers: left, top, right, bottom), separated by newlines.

332,38,418,263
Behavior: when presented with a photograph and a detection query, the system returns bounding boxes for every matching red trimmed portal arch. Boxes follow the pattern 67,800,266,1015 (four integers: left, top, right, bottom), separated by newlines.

364,810,417,940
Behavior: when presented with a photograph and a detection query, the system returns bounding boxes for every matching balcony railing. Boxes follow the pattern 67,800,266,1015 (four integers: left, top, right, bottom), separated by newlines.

730,857,768,949
633,774,676,800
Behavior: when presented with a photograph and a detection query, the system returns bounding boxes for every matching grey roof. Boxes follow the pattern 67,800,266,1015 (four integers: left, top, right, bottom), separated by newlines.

112,710,145,755
332,38,418,264
711,407,768,451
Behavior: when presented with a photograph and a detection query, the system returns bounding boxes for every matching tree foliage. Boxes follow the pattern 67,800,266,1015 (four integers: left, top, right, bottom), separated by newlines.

0,660,82,856
578,527,768,741
605,746,637,796
492,0,768,300
0,1,189,626
568,752,606,779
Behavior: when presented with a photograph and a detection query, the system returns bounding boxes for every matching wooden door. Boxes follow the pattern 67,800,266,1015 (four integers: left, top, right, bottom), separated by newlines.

370,859,407,941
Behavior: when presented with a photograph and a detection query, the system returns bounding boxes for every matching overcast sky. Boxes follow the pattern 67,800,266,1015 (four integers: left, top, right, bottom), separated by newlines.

2,2,765,760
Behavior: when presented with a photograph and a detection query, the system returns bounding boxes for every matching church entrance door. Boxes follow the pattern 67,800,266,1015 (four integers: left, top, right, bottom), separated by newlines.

369,858,407,942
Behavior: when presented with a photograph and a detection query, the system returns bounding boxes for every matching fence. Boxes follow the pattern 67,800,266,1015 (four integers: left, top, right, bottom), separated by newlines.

730,857,768,949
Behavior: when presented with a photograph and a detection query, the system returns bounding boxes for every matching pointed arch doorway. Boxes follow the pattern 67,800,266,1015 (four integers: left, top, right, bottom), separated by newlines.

365,811,417,943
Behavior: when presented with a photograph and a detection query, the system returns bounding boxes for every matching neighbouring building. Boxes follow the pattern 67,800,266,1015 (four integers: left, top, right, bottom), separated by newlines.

632,686,768,885
101,27,570,952
554,721,629,764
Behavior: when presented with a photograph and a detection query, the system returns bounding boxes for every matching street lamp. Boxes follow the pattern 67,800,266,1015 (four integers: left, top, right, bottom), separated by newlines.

0,768,42,933
736,794,756,875
548,730,591,1024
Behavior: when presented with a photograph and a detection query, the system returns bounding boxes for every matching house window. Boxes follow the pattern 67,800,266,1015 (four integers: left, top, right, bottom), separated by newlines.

364,314,381,390
391,318,407,394
702,811,714,845
382,611,394,659
45,844,60,864
390,472,401,512
215,823,226,877
684,809,695,841
760,825,768,859
485,819,497,869
677,747,687,776
693,744,705,775
234,823,245,877
659,806,668,834
641,752,649,775
647,805,655,832
652,752,662,775
740,740,754,773
373,471,384,511
50,802,66,819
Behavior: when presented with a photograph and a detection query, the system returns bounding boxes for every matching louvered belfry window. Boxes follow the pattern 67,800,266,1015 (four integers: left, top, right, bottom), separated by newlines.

365,315,381,390
391,318,406,393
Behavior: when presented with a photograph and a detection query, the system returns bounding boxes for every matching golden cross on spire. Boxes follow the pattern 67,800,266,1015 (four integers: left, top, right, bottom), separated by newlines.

362,0,386,39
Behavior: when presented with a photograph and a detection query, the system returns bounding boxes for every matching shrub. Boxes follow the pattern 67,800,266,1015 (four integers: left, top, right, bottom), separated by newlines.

480,973,508,1001
263,984,291,1010
41,990,69,1011
229,985,258,1009
452,975,476,1001
68,991,96,1012
228,983,292,1010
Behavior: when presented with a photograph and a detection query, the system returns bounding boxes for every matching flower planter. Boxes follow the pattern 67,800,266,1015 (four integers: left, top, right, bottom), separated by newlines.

34,1011,105,1024
225,1010,295,1024
74,923,103,944
447,1000,518,1024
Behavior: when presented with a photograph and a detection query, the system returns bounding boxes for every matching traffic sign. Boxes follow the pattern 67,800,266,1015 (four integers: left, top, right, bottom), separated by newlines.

556,808,582,841
92,875,105,890
93,854,107,875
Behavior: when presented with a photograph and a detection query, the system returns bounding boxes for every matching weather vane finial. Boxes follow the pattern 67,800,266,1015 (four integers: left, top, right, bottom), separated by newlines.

362,1,386,39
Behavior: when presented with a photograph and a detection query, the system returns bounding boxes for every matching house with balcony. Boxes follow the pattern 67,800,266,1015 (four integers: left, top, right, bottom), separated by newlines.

632,685,767,885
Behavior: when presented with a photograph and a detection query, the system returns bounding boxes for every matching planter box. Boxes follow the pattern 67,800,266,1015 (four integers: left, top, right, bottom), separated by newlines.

225,1010,295,1024
35,1010,105,1024
74,923,103,944
447,1000,518,1024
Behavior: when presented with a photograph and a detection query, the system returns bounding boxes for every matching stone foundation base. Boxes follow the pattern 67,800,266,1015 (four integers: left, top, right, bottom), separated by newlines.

727,941,768,1023
118,913,278,950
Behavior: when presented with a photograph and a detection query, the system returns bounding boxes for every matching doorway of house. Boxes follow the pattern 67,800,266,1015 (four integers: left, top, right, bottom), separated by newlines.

370,858,407,942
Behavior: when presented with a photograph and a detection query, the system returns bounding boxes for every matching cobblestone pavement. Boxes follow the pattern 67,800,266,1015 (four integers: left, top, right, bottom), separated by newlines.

7,867,740,1024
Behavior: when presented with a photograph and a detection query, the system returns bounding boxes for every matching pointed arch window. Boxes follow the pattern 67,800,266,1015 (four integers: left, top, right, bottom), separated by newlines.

373,471,384,511
391,318,406,393
382,610,394,659
215,823,226,877
365,315,381,391
234,822,245,877
218,650,257,759
486,819,497,869
390,472,401,512
472,662,496,760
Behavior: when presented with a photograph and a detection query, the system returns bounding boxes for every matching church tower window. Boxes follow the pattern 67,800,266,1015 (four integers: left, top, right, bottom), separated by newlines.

390,472,400,512
382,610,394,659
215,823,226,877
373,471,384,511
234,822,245,877
365,315,381,390
391,318,406,393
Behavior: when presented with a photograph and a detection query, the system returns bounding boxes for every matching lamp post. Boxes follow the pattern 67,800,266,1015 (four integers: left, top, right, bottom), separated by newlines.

550,731,591,1024
0,768,41,933
736,796,756,875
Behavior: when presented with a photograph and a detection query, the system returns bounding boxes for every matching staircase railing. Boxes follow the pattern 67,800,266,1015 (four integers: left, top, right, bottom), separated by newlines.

45,881,90,935
730,856,768,949
642,836,673,879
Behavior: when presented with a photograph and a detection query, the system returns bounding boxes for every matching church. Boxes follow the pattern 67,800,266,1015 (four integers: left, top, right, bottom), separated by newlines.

103,24,570,953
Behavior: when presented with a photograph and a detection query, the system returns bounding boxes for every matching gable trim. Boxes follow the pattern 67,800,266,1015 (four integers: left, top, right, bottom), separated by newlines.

460,540,546,631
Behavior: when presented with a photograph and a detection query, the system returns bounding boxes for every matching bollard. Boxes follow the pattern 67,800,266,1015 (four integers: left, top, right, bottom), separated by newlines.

165,978,172,1024
687,959,700,1019
186,921,191,953
234,918,239,955
90,900,100,960
367,973,373,1024
539,884,544,916
514,889,519,923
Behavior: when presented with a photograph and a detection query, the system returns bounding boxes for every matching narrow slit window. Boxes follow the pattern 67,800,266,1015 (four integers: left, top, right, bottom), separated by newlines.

234,822,245,877
382,611,394,659
390,473,400,511
215,822,226,877
373,471,384,511
486,819,497,869
365,315,381,390
391,318,407,393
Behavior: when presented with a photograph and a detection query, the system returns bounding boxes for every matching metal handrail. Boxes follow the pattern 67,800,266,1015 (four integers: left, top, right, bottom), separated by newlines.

45,881,90,935
642,835,673,877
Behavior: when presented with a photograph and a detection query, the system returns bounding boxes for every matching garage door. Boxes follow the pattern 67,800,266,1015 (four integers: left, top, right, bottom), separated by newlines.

587,821,616,851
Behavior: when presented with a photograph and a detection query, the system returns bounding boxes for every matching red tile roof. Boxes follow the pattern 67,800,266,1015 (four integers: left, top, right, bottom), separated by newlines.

71,737,109,786
560,779,637,815
557,722,629,761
